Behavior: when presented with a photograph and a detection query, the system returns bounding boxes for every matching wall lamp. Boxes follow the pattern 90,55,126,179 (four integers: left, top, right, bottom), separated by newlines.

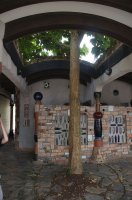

105,67,112,76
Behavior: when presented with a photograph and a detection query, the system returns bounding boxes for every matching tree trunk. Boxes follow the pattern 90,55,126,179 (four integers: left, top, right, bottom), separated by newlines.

69,30,83,174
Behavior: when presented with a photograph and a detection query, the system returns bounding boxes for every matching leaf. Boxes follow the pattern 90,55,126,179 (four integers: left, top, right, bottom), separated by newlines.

16,30,118,65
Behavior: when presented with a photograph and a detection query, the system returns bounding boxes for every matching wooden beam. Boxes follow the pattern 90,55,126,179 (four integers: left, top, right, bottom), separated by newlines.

4,13,132,47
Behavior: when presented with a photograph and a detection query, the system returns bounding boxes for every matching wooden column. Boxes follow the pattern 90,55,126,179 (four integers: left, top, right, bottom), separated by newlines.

34,92,43,161
69,30,82,174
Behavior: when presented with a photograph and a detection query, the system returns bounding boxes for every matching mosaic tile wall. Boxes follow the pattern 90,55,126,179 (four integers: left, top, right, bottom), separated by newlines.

109,115,126,144
37,105,132,164
55,113,88,146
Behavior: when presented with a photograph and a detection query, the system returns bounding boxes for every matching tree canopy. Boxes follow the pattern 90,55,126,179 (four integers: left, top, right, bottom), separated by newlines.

89,32,117,59
16,29,117,65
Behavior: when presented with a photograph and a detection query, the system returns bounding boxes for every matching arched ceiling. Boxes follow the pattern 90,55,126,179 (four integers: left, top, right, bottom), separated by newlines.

0,0,131,14
4,12,132,46
22,60,95,85
4,41,132,86
0,0,132,86
1,1,131,45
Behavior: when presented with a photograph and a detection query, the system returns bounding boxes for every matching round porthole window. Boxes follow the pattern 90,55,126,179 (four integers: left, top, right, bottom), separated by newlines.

113,90,119,96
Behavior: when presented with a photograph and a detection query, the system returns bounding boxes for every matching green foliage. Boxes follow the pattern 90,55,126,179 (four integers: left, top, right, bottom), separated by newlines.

80,44,89,56
17,30,90,65
17,30,117,65
89,33,117,58
17,30,71,65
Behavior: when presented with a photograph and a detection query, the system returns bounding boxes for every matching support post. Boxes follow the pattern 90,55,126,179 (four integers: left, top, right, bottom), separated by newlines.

93,92,103,147
33,92,43,161
90,92,104,163
15,88,20,139
9,94,15,140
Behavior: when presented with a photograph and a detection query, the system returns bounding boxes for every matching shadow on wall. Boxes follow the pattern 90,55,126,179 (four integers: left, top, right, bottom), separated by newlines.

64,100,92,106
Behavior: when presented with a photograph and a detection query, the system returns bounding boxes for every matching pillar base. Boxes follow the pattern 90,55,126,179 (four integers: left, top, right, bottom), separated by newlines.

9,130,14,140
94,138,103,147
90,139,106,163
34,154,38,161
90,147,105,164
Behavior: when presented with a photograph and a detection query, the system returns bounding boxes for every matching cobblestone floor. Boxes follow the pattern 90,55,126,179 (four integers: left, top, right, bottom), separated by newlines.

0,142,132,200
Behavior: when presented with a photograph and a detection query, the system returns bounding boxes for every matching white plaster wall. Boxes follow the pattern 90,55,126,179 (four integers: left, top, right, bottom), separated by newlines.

85,82,95,105
0,2,132,28
19,90,35,149
30,79,86,105
94,53,132,92
0,95,10,133
101,80,132,106
19,79,87,148
1,45,26,92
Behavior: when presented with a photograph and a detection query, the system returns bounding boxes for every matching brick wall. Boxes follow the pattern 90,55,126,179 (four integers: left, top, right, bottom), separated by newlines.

37,105,132,164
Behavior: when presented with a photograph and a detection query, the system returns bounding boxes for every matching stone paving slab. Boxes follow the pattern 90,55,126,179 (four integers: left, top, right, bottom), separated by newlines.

0,142,132,200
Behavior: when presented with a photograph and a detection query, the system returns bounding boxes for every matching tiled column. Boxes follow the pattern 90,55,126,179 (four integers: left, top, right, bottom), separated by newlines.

33,92,43,161
93,92,103,147
90,92,104,163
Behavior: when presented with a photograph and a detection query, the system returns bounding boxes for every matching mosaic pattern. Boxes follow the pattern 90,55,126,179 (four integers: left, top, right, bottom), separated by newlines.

109,115,126,144
55,113,88,146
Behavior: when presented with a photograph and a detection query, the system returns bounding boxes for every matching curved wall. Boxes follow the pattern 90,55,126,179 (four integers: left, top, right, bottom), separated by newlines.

101,80,132,106
19,78,132,149
31,79,86,105
19,79,87,149
1,2,131,27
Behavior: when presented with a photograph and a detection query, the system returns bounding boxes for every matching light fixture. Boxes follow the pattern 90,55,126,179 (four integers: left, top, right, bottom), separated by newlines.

105,67,112,76
10,94,15,105
11,94,15,102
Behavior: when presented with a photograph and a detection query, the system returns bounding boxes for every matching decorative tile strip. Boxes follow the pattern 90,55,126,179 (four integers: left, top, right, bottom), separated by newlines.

109,115,126,144
55,113,88,146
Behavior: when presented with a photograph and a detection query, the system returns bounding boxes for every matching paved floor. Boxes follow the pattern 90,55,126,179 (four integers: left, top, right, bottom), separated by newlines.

0,142,132,200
